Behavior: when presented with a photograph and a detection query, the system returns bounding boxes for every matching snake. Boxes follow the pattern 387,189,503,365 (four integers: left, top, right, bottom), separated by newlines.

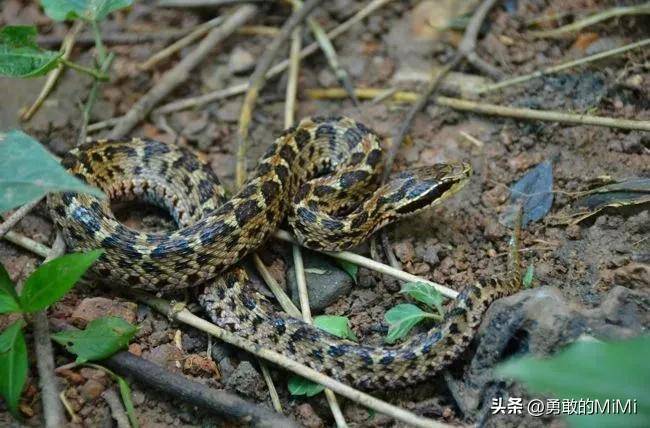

48,116,520,389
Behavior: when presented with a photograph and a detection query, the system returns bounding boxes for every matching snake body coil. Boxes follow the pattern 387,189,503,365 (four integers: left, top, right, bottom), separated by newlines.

48,116,519,389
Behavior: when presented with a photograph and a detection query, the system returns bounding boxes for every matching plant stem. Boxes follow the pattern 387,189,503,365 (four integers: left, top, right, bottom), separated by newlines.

91,20,107,64
59,58,108,81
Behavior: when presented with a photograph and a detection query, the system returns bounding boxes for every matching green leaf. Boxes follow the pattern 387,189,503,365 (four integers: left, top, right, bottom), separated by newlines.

496,336,650,428
0,130,105,213
314,315,357,341
288,315,357,396
400,282,444,314
334,259,358,284
287,375,325,397
117,376,139,428
19,250,103,313
0,320,28,418
41,0,133,21
385,303,429,344
0,26,62,78
51,316,137,364
0,264,21,314
522,264,535,288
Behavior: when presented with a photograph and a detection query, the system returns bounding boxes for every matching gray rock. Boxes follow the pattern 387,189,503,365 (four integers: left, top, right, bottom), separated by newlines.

225,361,267,400
288,251,353,312
228,47,255,75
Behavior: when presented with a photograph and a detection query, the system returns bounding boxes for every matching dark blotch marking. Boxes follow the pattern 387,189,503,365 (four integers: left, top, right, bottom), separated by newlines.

340,170,369,188
327,345,346,357
313,185,335,197
278,143,296,163
225,275,237,288
366,149,382,167
343,126,363,149
351,211,368,229
143,140,170,164
234,200,261,225
395,181,453,214
241,295,256,310
274,164,289,182
238,184,258,199
379,354,394,365
293,128,310,149
271,318,286,335
321,218,343,231
310,349,324,362
260,180,280,205
297,207,317,224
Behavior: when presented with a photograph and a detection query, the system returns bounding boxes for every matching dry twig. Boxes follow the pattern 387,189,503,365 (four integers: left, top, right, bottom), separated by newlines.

101,388,131,428
235,0,323,186
153,0,393,115
530,3,650,38
306,88,650,132
108,5,258,138
21,22,84,121
33,234,66,428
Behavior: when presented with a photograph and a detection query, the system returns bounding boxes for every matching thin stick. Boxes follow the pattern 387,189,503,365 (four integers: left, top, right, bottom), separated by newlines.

135,292,451,428
158,0,265,7
252,255,302,317
102,388,130,428
154,0,393,115
235,0,323,187
259,362,283,412
59,58,109,80
477,38,650,94
530,3,650,38
274,230,458,299
140,17,225,70
38,30,190,47
0,198,42,240
77,53,116,146
3,230,51,257
287,0,359,106
59,391,81,424
21,21,84,121
307,88,650,132
50,320,297,427
33,234,66,428
108,5,258,138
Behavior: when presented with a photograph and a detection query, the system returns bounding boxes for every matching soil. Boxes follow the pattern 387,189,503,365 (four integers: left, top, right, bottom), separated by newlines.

1,1,649,427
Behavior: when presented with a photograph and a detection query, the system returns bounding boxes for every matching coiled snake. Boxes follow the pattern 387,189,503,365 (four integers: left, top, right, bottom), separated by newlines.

48,116,520,389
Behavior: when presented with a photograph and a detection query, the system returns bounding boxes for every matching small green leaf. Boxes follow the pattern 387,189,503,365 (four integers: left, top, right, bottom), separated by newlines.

0,26,62,78
51,316,137,364
400,282,444,314
0,320,28,418
0,264,21,314
288,315,357,396
497,336,650,428
314,315,357,341
0,130,105,213
334,259,358,284
19,250,103,313
288,375,325,397
385,303,429,344
117,376,139,428
41,0,133,21
522,265,535,288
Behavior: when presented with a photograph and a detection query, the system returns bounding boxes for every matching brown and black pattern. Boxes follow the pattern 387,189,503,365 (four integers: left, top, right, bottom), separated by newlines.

46,116,518,389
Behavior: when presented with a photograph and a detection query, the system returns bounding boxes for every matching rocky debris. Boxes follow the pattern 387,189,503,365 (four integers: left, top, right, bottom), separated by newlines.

224,361,267,401
445,286,649,420
71,297,137,327
142,344,184,372
288,251,353,312
183,353,220,378
228,46,255,75
294,403,324,428
80,379,106,401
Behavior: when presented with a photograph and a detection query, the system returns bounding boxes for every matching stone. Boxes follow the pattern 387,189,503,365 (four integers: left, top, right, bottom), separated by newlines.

228,47,255,75
295,403,324,428
225,361,267,400
71,297,137,327
288,251,353,312
80,379,105,401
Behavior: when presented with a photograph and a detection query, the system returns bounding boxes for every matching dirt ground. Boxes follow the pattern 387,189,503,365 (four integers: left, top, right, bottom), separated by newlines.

1,0,649,427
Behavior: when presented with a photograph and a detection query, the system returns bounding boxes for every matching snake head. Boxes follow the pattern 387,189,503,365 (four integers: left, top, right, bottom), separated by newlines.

384,162,473,216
